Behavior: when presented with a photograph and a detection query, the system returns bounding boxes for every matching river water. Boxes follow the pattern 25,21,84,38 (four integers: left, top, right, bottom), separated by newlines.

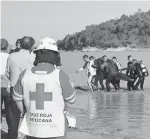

69,89,150,139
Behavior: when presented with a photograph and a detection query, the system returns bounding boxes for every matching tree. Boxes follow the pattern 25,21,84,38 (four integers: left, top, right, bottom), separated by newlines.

59,9,150,50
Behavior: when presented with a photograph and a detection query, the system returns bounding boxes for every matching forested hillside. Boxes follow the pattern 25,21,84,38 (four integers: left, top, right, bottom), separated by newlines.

57,9,150,51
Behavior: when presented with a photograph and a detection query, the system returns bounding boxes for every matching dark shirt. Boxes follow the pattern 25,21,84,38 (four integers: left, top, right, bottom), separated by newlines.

133,62,143,77
92,59,104,74
126,61,143,78
126,61,133,75
105,59,118,73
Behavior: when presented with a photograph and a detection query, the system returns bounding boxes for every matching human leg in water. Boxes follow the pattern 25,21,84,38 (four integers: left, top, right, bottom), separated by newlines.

111,80,119,90
134,76,144,91
116,79,120,90
106,74,113,92
98,74,105,90
87,75,94,92
110,76,120,90
127,77,135,91
91,75,98,90
127,81,132,91
106,73,119,92
117,73,134,91
111,76,120,90
140,76,145,90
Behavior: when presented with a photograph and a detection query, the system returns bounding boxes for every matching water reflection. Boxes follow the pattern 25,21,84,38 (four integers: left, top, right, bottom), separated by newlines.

87,91,150,138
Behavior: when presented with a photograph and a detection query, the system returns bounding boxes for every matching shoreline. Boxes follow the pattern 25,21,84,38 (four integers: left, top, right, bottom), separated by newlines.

60,48,150,53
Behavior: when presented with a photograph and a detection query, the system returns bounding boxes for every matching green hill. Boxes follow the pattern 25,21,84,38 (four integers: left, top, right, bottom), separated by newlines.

57,9,150,51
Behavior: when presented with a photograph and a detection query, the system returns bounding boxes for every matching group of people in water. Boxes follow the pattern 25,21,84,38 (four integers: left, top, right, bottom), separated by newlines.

77,54,149,92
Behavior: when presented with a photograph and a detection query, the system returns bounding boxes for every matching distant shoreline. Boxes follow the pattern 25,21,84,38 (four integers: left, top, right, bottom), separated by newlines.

60,47,150,52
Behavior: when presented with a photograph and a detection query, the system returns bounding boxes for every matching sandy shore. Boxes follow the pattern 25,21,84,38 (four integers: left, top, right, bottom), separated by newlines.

1,115,108,139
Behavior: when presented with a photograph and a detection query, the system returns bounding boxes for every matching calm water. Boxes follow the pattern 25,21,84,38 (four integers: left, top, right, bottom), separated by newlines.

70,89,150,139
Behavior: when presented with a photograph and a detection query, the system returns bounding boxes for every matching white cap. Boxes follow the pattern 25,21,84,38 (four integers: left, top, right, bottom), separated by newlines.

34,37,58,52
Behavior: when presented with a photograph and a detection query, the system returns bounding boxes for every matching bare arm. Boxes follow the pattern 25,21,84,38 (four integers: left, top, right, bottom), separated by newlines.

15,101,24,114
83,61,89,69
76,61,89,73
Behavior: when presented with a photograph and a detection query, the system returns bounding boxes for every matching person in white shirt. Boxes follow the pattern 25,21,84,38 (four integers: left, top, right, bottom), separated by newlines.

76,55,97,92
88,56,97,92
5,36,35,139
0,38,11,136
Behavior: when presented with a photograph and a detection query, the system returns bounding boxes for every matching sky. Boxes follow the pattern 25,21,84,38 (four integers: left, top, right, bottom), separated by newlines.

1,1,150,44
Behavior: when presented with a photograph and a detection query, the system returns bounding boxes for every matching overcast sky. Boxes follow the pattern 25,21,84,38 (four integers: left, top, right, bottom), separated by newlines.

1,1,150,44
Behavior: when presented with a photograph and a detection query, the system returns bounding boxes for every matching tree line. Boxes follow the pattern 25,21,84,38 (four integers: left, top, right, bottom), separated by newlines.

57,9,150,51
